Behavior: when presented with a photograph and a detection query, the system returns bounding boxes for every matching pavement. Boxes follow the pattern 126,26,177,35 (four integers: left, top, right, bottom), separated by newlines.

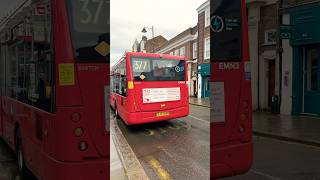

253,112,320,147
110,134,128,180
189,96,320,147
189,97,210,108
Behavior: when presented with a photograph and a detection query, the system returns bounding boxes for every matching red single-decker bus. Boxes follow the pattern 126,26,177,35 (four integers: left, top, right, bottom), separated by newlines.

110,52,189,125
211,0,253,178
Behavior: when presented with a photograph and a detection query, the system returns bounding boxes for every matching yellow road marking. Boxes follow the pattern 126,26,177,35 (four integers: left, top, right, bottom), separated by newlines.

148,157,172,180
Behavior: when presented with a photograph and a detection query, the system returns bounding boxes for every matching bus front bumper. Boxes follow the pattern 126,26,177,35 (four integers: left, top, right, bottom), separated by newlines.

123,105,189,125
43,156,109,180
211,141,253,178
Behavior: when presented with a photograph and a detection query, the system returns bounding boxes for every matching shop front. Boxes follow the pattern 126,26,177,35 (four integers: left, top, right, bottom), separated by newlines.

198,63,210,98
290,4,320,116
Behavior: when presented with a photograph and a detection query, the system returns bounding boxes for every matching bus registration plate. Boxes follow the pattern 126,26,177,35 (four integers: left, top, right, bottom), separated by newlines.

156,112,170,117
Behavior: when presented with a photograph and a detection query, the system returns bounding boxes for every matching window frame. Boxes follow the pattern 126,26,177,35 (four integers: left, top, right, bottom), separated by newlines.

180,47,185,57
193,42,197,59
205,8,210,27
204,37,210,60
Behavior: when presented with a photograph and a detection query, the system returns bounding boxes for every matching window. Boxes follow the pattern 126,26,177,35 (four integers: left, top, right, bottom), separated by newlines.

211,0,242,61
131,57,186,81
66,0,109,62
204,37,210,60
111,59,127,96
193,42,197,59
180,47,185,57
265,30,277,45
174,49,179,56
170,51,174,55
1,1,54,112
205,9,210,27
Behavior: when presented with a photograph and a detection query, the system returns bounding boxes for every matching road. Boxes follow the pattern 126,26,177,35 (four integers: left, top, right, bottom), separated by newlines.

113,104,210,180
223,136,320,180
0,139,18,180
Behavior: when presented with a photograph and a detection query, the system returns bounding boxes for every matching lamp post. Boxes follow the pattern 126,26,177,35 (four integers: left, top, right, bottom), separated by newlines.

141,26,154,52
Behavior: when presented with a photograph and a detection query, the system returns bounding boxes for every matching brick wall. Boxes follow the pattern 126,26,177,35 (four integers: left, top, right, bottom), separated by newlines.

258,4,278,54
145,35,168,53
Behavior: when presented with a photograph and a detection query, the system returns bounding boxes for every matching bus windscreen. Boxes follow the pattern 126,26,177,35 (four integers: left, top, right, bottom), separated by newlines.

66,0,110,62
131,57,185,81
211,0,242,61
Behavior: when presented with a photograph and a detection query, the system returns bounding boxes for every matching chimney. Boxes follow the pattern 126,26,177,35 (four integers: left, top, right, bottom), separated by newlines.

142,35,147,41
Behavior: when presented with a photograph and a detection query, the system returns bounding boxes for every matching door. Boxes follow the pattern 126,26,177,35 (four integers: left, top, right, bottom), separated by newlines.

268,60,276,108
203,76,210,98
303,46,320,115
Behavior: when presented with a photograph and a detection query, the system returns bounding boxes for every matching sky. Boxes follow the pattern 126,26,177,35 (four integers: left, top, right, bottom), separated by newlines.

111,0,206,67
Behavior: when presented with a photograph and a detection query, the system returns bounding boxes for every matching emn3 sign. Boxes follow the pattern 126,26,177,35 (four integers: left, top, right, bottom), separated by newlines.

218,62,240,70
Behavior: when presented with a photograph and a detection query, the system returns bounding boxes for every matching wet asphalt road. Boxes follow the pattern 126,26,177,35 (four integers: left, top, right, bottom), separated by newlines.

223,136,320,180
0,139,18,180
114,104,210,180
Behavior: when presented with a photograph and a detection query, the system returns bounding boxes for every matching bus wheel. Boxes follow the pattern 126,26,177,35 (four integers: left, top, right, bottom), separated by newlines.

16,129,32,179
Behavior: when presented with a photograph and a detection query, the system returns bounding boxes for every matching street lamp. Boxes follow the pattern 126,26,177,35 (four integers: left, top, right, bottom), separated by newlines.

141,26,154,39
141,26,155,52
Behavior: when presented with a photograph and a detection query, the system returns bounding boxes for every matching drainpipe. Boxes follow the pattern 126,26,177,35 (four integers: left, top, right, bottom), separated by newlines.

278,0,283,114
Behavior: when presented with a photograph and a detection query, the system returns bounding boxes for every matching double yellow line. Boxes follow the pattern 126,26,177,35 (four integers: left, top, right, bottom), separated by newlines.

148,156,172,180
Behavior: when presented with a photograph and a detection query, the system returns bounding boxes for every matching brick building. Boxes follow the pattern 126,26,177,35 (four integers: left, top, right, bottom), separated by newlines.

196,0,210,98
132,35,167,53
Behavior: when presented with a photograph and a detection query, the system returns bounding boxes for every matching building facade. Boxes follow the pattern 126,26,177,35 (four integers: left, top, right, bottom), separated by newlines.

246,0,279,111
197,0,211,98
281,0,320,116
155,26,198,97
247,0,320,116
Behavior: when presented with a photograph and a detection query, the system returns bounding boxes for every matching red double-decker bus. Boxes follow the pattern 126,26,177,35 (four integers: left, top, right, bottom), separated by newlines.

211,0,252,178
110,52,189,125
0,0,109,179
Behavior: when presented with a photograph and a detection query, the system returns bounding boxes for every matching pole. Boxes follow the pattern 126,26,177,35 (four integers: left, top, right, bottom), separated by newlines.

151,26,154,52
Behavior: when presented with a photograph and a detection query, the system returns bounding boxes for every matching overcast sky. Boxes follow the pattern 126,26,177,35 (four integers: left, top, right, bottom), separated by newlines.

111,0,206,66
